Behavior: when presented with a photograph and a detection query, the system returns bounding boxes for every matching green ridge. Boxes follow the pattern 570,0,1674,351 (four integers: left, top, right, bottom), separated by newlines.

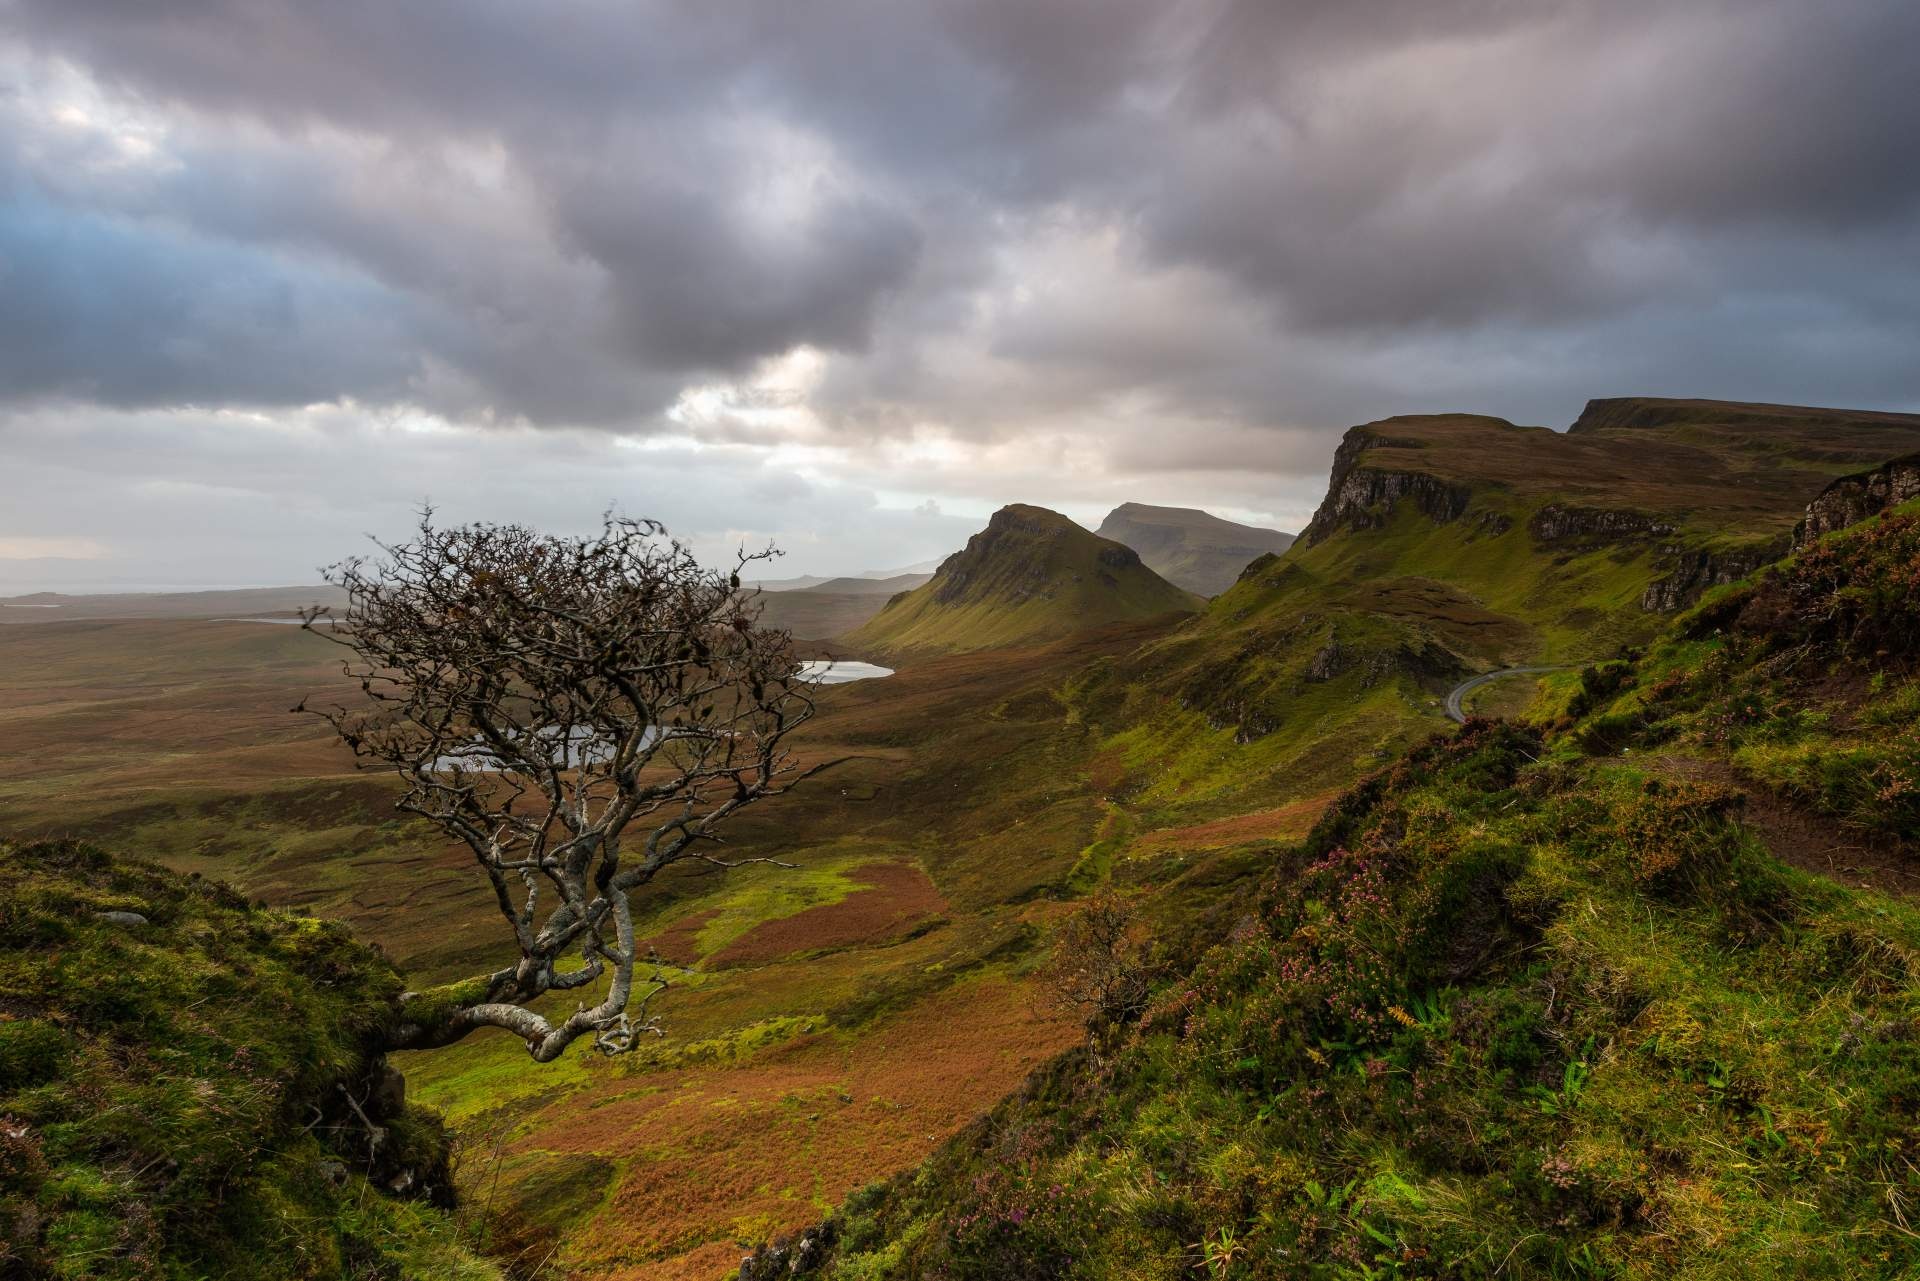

1080,401,1920,812
849,504,1202,656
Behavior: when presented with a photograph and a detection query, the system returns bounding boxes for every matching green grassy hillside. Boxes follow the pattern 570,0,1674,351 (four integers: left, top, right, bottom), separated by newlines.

1077,400,1920,816
1094,504,1296,598
10,401,1915,1278
0,839,498,1280
849,505,1202,656
757,496,1920,1280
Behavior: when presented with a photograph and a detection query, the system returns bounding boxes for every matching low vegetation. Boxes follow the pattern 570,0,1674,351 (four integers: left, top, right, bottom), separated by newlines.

1562,501,1920,843
760,501,1920,1279
0,840,497,1279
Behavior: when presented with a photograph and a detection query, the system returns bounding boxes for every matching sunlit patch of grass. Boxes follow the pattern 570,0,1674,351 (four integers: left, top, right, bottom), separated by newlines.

683,846,911,959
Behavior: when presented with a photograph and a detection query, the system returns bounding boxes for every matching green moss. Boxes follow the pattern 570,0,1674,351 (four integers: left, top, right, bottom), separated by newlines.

689,850,896,958
0,839,500,1280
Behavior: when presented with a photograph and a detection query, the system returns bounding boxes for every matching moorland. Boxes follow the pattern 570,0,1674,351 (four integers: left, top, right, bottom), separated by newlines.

5,397,1920,1279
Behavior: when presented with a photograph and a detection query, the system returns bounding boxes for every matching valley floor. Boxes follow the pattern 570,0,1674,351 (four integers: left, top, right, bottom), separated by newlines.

0,616,1339,1277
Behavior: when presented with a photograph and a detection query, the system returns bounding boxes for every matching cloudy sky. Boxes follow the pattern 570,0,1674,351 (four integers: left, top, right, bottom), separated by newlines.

3,0,1917,590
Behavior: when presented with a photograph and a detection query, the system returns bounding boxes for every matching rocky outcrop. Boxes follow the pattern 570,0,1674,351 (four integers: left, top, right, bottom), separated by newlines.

1301,428,1472,546
1236,551,1284,584
1794,452,1920,547
1641,542,1787,612
1305,637,1350,683
1529,504,1675,544
738,1223,834,1279
1180,623,1464,743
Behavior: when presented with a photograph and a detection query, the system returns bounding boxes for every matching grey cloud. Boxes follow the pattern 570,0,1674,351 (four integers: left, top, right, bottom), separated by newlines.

547,148,922,372
0,0,1915,540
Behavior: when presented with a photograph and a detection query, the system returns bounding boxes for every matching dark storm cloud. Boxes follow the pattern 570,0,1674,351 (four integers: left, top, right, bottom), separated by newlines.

545,146,922,370
2,0,1918,430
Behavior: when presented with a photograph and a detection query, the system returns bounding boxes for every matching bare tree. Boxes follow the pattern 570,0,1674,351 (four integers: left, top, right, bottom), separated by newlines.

1043,889,1156,1040
298,514,815,1061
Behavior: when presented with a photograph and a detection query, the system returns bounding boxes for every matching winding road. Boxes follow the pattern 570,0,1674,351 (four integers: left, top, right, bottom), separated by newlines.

1444,666,1575,723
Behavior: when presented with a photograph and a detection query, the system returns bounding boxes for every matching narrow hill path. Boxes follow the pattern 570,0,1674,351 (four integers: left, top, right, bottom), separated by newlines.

1444,666,1574,722
1652,755,1920,900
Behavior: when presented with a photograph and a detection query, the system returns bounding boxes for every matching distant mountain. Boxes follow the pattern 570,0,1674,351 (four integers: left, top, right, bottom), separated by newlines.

747,559,946,592
1094,502,1295,596
0,585,345,625
869,558,945,577
800,573,934,597
747,574,938,640
743,573,837,591
847,504,1202,655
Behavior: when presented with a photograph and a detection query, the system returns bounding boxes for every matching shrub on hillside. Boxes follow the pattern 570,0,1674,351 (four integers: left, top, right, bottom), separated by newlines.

1042,890,1158,1041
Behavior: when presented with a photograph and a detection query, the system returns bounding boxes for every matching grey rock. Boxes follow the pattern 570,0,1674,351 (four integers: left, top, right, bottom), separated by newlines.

1795,453,1920,547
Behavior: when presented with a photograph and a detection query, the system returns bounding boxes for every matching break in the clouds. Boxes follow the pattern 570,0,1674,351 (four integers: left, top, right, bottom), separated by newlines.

2,0,1918,587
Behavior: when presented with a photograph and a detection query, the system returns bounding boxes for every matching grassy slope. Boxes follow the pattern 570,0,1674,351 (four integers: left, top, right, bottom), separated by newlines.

393,622,1294,1279
1076,401,1920,819
0,839,498,1280
849,506,1202,656
751,589,894,642
786,501,1920,1280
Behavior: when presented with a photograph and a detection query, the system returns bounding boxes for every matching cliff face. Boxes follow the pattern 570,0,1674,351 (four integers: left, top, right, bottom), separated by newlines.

1286,406,1920,616
1520,503,1781,613
1299,427,1473,546
1794,452,1920,546
1641,542,1788,612
1528,504,1676,544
